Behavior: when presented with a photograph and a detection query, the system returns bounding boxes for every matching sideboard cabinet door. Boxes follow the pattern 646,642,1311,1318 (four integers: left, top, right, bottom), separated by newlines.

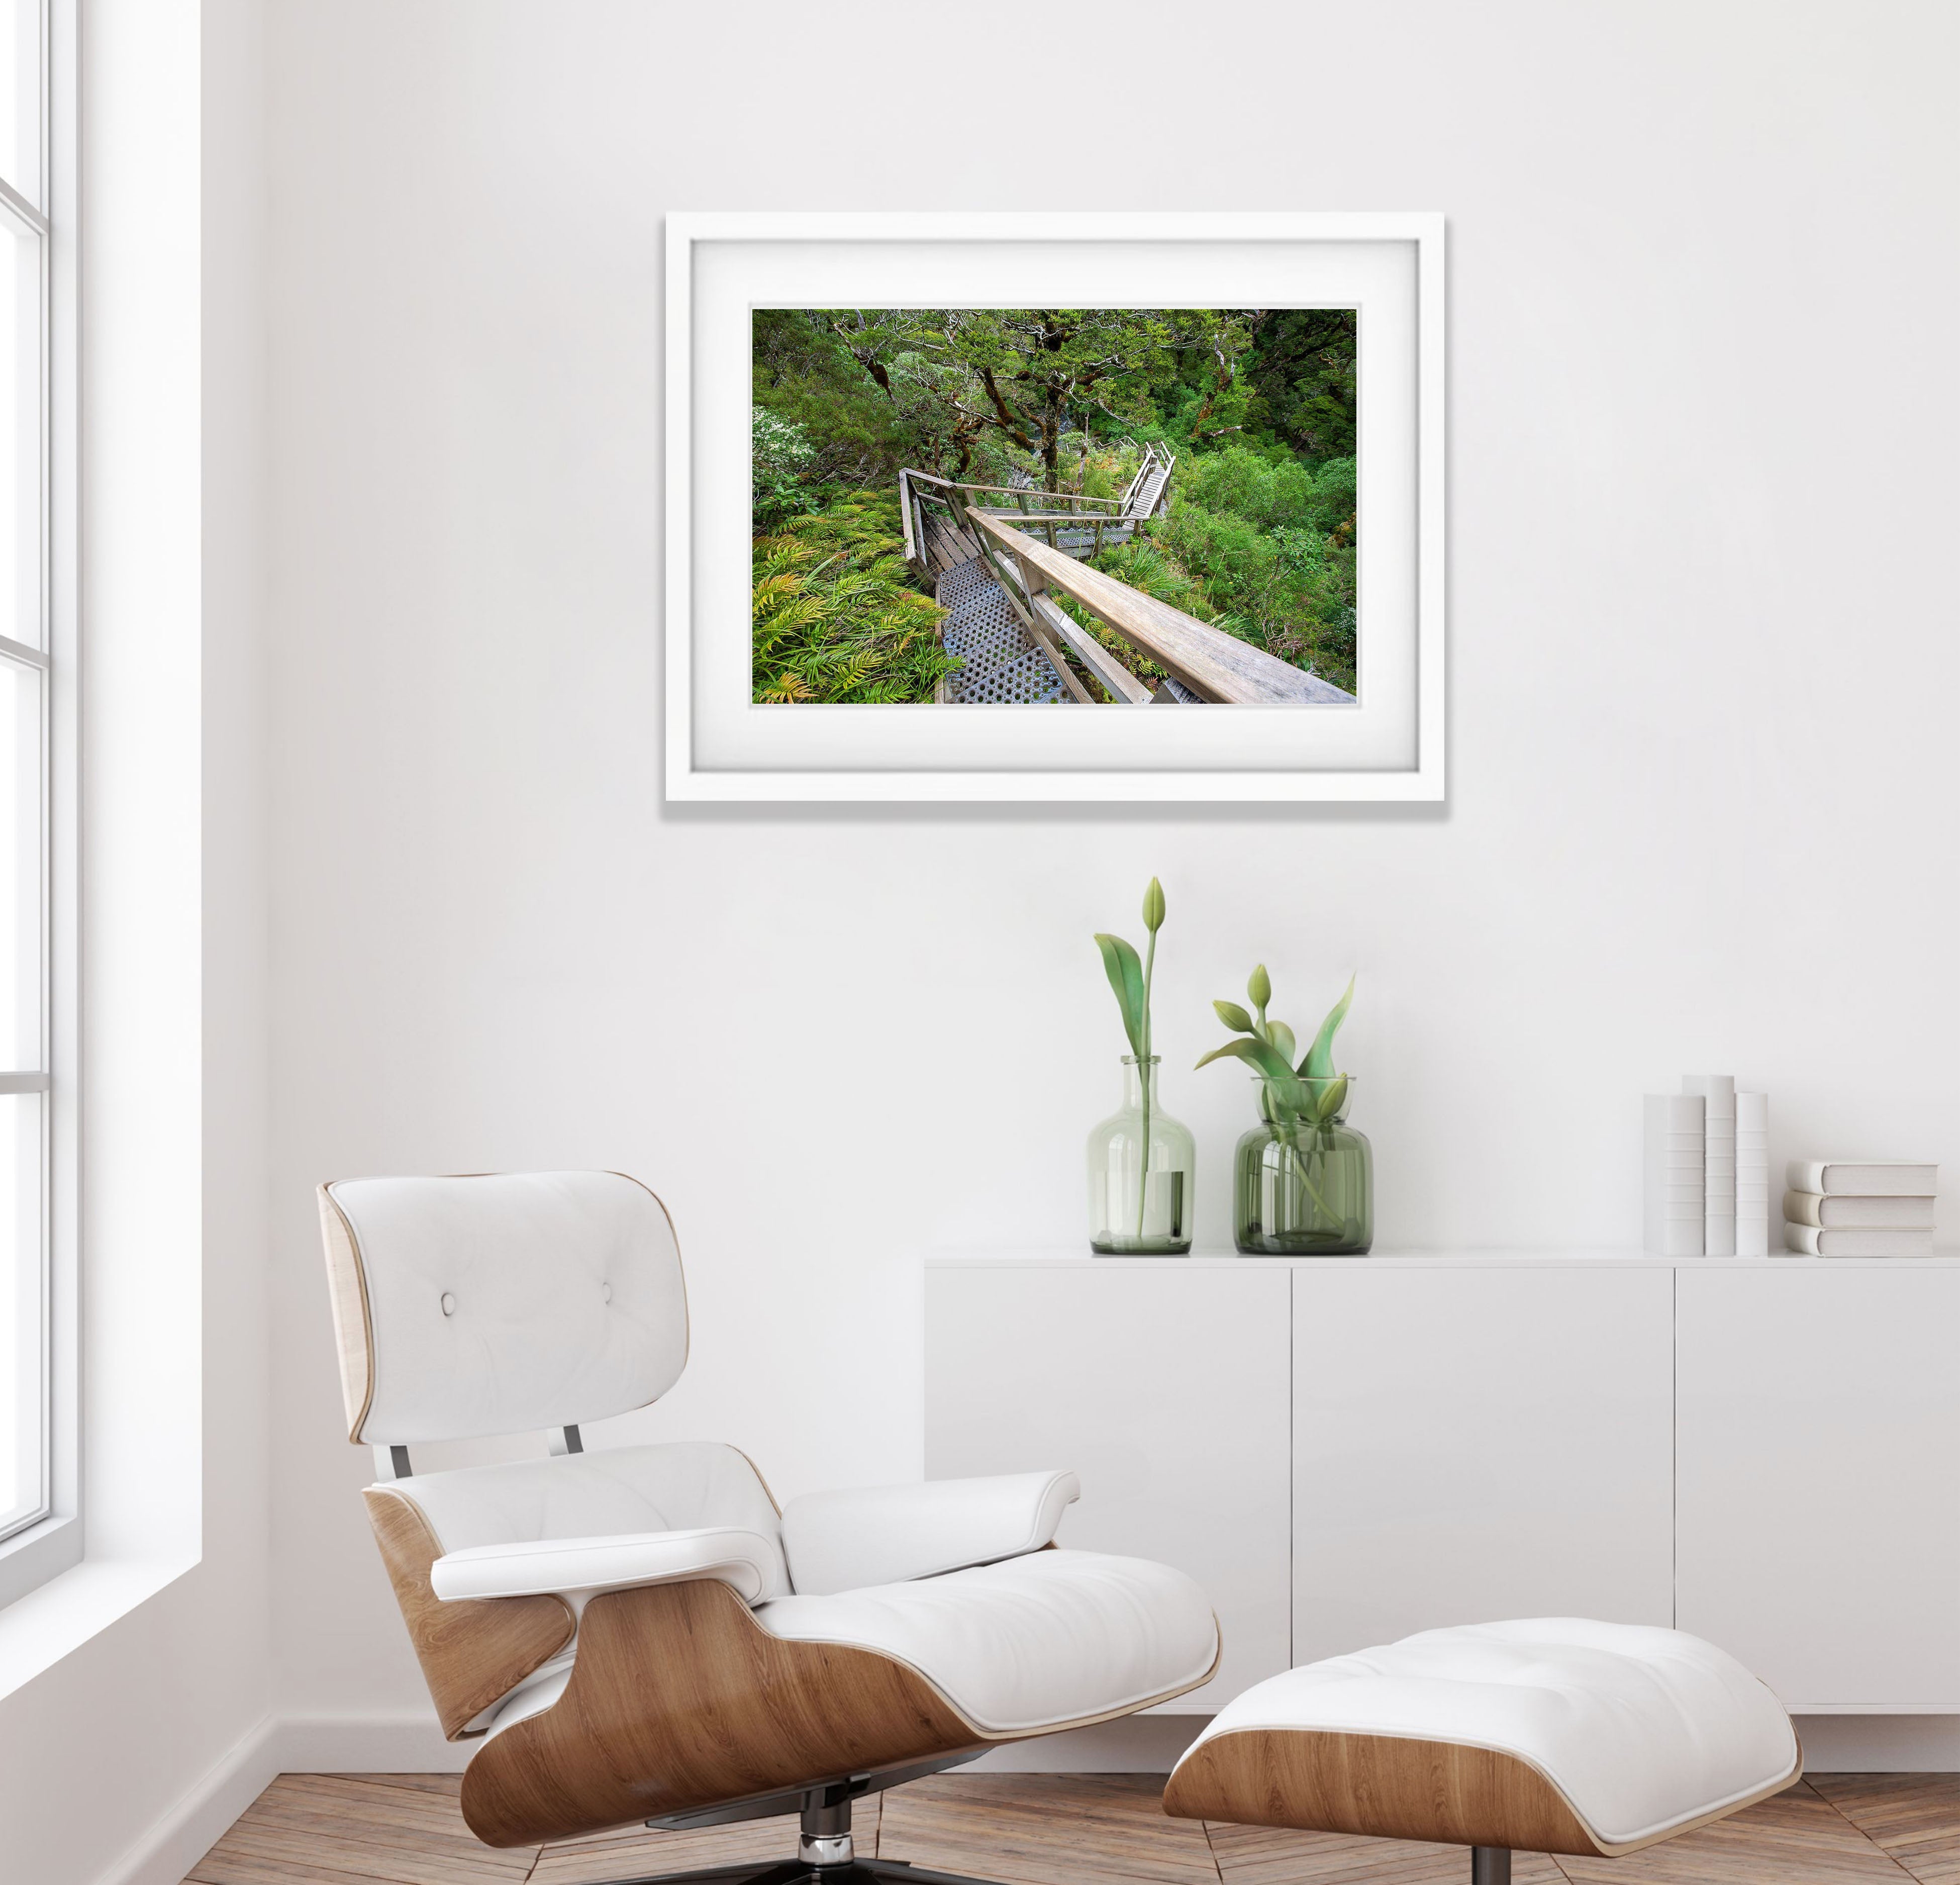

1676,1264,1960,1709
1293,1264,1676,1664
925,1262,1292,1709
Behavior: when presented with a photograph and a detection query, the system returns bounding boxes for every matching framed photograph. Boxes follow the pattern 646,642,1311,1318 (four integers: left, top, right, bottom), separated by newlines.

665,213,1444,802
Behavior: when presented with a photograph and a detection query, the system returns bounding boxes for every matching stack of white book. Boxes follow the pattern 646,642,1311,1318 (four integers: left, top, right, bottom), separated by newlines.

1783,1161,1938,1257
1643,1077,1771,1257
1643,1094,1704,1256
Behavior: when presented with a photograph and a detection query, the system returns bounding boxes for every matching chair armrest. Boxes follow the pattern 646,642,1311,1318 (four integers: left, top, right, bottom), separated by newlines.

430,1526,782,1605
780,1470,1081,1596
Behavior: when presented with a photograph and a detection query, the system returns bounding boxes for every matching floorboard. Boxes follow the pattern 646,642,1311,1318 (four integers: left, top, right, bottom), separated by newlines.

181,1771,1956,1885
1205,1821,1566,1884
1553,1784,1914,1885
882,1774,1217,1885
1807,1775,1960,1885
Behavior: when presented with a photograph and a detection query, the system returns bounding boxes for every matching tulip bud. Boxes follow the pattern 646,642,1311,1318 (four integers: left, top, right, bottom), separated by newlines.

1142,877,1166,932
1213,1000,1255,1033
1247,963,1271,1010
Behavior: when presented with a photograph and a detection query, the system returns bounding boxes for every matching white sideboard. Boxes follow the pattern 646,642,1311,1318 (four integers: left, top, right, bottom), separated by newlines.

923,1254,1960,1716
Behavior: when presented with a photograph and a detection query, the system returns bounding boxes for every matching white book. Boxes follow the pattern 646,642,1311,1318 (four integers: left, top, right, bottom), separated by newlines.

1645,1094,1704,1256
1735,1092,1769,1256
1686,1077,1736,1256
1784,1222,1935,1258
1784,1191,1935,1230
1787,1159,1938,1197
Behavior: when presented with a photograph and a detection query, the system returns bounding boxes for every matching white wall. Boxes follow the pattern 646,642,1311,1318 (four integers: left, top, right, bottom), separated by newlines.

258,0,1959,1760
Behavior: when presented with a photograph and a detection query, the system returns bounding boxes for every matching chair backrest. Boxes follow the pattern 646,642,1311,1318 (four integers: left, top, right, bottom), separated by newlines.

319,1170,689,1445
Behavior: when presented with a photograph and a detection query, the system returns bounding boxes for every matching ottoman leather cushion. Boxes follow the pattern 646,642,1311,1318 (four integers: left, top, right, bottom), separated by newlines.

1164,1619,1800,1856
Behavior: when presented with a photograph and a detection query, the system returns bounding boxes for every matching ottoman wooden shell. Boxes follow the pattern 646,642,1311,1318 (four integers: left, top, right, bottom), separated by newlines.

1164,1619,1801,1883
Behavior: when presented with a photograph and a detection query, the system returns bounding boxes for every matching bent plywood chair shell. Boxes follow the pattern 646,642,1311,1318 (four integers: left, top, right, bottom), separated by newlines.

1162,1724,1805,1859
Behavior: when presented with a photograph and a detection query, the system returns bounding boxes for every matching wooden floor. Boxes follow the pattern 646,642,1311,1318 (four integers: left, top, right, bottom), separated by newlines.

182,1772,1960,1885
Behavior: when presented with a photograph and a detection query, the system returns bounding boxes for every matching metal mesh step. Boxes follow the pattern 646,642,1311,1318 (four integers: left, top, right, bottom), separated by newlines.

935,556,1067,705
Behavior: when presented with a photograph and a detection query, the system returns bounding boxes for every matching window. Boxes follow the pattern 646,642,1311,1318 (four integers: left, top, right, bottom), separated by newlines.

0,0,57,1561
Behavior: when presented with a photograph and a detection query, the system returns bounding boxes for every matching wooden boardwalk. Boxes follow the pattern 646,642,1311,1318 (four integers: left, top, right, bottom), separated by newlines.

898,445,1353,706
183,1771,1960,1884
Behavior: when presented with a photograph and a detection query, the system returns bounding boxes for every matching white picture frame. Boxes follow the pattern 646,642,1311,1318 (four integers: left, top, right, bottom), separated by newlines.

665,212,1445,803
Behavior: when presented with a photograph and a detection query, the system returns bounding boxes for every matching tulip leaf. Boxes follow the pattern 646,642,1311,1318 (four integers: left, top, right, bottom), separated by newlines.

1094,932,1147,1060
1195,1034,1296,1083
1213,999,1255,1033
1302,974,1355,1080
1267,1021,1297,1067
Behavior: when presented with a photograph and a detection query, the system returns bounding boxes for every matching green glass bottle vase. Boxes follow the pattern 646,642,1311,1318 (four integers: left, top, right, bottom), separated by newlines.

1234,1076,1372,1255
1087,1056,1195,1255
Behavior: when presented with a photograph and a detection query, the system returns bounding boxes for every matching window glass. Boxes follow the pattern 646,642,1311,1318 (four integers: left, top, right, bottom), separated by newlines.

0,0,45,1553
0,2,40,208
0,221,38,651
0,655,39,1072
0,1090,43,1534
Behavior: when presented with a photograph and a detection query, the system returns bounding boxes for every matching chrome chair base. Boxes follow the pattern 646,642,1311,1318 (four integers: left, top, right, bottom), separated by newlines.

594,1863,1007,1884
596,1760,1007,1885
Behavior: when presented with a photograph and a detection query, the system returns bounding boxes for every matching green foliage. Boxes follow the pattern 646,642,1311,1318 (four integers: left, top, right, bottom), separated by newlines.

1094,878,1168,1240
1093,876,1167,1058
1199,968,1356,1130
1303,975,1355,1081
750,308,1364,699
1243,309,1358,461
752,407,816,527
1094,934,1148,1061
751,488,958,704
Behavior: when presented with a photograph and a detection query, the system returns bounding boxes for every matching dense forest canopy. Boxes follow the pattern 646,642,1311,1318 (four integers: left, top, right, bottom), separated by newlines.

752,306,1359,702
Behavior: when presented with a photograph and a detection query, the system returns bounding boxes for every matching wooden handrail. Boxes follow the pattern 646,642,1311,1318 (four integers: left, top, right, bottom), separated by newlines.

966,512,1355,705
970,509,1124,524
903,469,1122,514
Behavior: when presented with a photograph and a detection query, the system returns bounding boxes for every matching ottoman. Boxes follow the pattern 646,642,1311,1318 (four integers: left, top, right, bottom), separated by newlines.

1163,1619,1801,1884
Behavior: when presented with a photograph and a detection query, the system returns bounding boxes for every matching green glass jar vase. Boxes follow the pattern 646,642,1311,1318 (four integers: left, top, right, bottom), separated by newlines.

1234,1075,1373,1255
1087,1056,1195,1255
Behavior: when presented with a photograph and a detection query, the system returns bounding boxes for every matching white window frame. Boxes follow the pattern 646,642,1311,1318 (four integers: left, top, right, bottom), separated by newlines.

0,0,77,1608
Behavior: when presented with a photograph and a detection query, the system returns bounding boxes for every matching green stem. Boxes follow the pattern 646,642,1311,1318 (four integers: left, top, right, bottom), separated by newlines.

1137,929,1155,1240
1263,1090,1333,1226
1286,1127,1333,1224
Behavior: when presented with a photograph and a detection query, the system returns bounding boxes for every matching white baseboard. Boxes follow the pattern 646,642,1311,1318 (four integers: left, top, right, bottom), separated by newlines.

966,1713,1207,1772
1793,1713,1960,1771
88,1704,1960,1885
972,1711,1960,1776
273,1709,469,1774
92,1714,279,1885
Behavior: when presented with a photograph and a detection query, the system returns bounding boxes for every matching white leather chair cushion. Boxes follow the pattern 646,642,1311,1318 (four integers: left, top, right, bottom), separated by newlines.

753,1547,1218,1735
1174,1619,1800,1851
433,1526,784,1605
391,1441,791,1599
329,1171,687,1444
780,1471,1081,1596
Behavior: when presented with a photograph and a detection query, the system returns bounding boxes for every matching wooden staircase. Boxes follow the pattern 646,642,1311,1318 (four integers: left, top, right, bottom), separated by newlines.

898,444,1354,707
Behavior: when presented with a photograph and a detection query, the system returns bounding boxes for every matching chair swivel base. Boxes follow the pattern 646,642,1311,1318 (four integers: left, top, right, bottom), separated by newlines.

585,1862,1011,1884
582,1769,1015,1885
